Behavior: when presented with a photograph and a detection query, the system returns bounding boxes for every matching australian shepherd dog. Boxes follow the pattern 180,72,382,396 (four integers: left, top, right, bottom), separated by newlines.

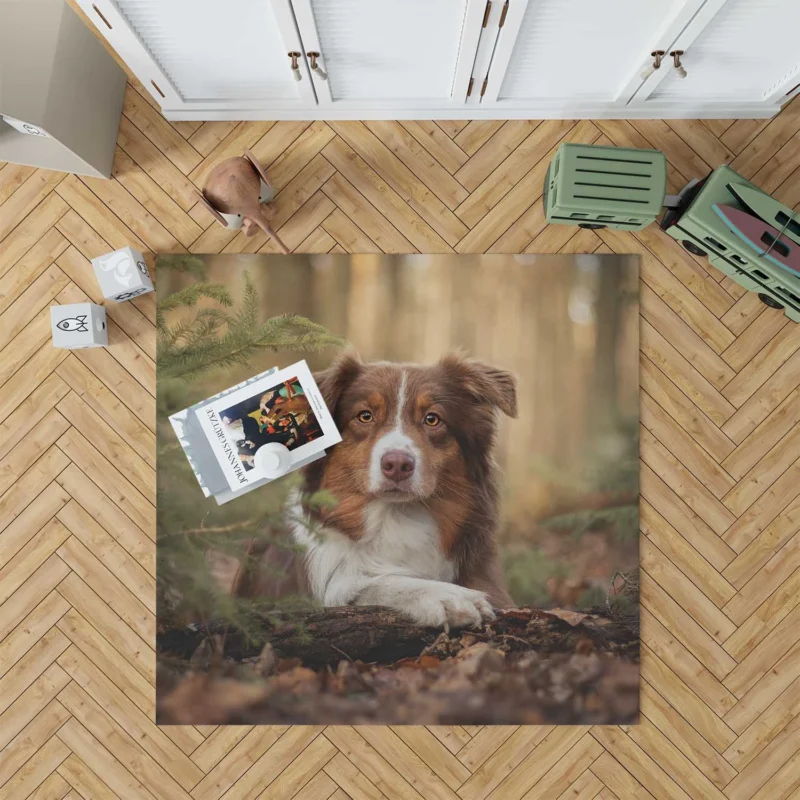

288,351,517,629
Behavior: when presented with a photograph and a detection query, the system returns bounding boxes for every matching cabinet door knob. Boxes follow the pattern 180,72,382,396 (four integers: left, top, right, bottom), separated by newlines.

641,50,665,80
288,52,302,81
307,52,328,81
670,50,687,79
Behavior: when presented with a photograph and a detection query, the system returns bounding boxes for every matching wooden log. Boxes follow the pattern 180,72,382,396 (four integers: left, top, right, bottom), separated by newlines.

157,606,639,669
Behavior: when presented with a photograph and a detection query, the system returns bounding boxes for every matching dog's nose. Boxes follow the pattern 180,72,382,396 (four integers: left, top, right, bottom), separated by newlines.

381,450,415,482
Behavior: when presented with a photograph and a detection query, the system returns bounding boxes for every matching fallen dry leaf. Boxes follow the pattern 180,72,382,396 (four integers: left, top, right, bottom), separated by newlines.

158,673,268,724
543,608,591,627
394,655,441,670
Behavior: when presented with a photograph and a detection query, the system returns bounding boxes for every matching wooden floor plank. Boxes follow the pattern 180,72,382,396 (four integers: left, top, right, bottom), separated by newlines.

724,642,800,734
639,679,737,790
592,726,694,800
400,121,470,175
364,120,469,210
121,85,202,176
640,355,736,464
265,121,337,192
56,572,155,683
641,537,736,643
0,163,37,206
322,173,415,254
0,169,66,242
641,612,737,720
640,500,736,608
0,193,69,278
0,228,68,316
56,681,194,800
322,137,453,252
641,392,735,500
327,123,467,247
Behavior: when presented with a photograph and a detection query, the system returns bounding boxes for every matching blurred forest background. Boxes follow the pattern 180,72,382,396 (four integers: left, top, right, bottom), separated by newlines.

157,253,639,636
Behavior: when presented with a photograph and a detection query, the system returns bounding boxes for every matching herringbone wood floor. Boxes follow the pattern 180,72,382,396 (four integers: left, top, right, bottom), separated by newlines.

2,66,800,799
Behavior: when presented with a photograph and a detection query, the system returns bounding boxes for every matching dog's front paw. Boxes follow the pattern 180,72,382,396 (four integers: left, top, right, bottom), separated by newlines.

410,584,495,630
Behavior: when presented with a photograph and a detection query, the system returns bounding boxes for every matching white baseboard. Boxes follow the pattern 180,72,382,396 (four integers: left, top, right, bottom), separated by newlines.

162,103,781,122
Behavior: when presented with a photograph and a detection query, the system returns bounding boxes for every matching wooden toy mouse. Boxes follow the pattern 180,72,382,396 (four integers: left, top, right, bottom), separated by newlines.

197,149,289,254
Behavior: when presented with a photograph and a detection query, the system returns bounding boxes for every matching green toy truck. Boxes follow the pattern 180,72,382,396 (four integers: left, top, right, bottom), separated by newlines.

543,143,667,231
659,166,800,322
544,143,800,322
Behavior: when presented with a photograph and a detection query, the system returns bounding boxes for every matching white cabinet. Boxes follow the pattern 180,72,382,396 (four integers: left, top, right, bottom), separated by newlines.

290,0,486,109
478,0,799,116
79,0,317,112
480,0,706,107
630,0,800,108
77,0,800,120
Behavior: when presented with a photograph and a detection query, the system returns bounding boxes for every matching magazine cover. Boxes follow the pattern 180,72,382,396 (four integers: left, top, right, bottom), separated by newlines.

156,253,640,726
195,360,341,490
168,366,279,501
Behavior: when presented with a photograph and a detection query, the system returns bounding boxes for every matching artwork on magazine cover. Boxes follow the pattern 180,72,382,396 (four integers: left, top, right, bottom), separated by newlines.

195,360,341,491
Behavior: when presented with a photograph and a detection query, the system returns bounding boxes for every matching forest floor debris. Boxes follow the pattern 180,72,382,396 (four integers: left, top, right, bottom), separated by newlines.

157,606,639,725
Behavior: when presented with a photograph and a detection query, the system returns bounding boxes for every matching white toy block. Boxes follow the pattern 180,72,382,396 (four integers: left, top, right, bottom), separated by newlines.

91,246,154,302
50,303,107,349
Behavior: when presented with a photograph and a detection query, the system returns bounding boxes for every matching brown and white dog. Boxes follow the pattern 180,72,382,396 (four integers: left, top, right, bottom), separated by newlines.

289,351,517,629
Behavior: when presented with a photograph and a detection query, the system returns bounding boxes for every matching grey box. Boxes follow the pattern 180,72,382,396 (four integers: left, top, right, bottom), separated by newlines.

50,303,107,349
0,0,126,178
91,246,154,302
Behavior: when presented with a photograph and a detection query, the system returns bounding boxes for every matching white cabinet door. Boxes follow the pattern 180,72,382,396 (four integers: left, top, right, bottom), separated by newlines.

76,0,316,112
289,0,486,109
481,0,707,111
632,0,800,108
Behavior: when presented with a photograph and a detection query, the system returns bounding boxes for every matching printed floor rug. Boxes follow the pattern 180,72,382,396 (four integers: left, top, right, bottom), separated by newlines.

155,253,640,725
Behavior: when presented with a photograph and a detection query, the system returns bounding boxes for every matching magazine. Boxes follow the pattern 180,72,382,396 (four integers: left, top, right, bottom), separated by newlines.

173,360,341,501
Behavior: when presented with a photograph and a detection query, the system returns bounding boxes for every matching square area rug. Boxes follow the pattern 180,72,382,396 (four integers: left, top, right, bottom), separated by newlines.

155,253,640,725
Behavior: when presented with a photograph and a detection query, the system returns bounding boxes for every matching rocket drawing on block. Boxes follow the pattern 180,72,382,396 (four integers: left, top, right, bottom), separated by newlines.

56,315,89,333
50,303,108,349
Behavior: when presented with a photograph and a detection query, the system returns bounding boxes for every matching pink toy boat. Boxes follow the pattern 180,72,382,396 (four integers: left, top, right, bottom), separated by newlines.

713,204,800,276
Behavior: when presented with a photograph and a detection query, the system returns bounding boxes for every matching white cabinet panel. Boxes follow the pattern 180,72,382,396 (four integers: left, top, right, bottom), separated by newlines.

116,0,296,101
489,0,703,104
647,0,800,103
76,0,314,110
291,0,486,106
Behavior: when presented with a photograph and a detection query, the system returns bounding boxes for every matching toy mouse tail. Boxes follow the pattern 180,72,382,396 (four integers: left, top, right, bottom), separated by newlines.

255,211,290,254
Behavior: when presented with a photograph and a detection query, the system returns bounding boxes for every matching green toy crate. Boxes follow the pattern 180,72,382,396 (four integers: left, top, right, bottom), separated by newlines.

544,143,667,231
660,164,800,323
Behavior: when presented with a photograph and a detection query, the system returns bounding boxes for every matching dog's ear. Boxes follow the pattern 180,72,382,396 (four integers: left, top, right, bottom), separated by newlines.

439,353,518,418
314,350,363,416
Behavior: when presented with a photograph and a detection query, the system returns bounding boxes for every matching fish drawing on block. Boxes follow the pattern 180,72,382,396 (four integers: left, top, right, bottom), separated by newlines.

712,204,800,276
56,315,89,333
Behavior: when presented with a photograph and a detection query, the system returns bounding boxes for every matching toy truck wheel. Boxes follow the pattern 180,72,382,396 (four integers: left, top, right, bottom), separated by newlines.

578,223,606,230
758,293,785,310
682,240,707,257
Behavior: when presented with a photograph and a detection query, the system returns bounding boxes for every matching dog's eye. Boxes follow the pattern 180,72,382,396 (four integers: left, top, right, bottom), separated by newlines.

356,410,373,423
424,412,441,427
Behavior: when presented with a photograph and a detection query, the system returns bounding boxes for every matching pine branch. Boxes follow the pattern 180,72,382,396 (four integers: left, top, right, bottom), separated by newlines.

157,283,234,335
160,313,344,382
157,272,344,383
156,269,346,634
158,282,233,315
157,254,209,280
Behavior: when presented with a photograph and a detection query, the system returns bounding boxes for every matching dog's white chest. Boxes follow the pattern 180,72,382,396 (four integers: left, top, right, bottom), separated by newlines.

291,499,455,606
361,502,453,581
